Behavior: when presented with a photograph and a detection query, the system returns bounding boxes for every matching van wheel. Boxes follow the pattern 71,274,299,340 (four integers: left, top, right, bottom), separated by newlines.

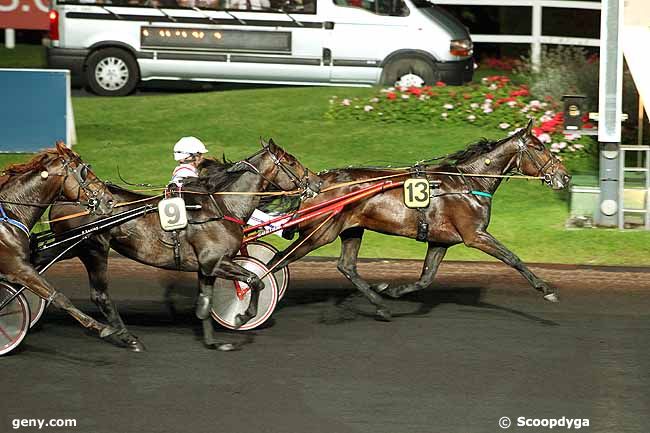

381,57,437,87
86,48,139,96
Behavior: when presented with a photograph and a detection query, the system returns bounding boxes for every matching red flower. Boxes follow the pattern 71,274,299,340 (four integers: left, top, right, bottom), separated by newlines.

583,122,594,129
544,95,554,102
485,93,495,100
408,86,423,96
386,92,397,100
581,113,590,122
435,81,446,87
532,127,543,137
510,88,530,97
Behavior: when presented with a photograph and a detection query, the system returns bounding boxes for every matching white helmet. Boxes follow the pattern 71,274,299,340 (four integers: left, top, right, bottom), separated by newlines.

173,136,208,161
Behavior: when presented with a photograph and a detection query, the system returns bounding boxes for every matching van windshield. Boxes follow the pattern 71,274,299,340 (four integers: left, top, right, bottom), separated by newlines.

56,0,316,14
332,0,409,17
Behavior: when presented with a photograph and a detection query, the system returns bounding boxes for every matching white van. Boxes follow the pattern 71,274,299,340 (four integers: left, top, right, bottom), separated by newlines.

47,0,473,96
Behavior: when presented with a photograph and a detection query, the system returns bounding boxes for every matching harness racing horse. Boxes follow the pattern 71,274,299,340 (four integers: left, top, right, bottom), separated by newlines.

264,120,572,321
45,139,317,351
0,142,117,343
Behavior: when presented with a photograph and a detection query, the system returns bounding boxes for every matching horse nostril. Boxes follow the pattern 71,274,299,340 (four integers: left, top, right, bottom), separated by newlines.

563,175,572,184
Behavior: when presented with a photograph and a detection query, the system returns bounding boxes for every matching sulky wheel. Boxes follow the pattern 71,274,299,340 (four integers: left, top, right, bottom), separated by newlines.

0,283,31,356
210,256,278,331
23,290,46,328
240,241,290,299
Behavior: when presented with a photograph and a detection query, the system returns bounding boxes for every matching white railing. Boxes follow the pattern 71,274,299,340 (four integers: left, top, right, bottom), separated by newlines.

434,0,602,67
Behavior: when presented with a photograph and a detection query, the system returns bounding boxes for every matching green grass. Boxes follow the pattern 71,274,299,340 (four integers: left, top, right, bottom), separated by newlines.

0,44,46,68
1,47,648,266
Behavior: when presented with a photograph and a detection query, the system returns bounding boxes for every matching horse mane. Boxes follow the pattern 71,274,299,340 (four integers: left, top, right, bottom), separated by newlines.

0,150,59,190
440,131,522,166
183,156,242,192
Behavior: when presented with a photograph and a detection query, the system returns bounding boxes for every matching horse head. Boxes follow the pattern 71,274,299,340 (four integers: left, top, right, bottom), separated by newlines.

228,138,320,197
510,120,572,190
53,141,114,215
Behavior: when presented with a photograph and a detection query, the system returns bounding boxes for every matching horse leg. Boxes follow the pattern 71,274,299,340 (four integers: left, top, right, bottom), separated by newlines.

463,231,559,301
206,257,266,329
337,228,392,321
7,264,118,338
381,242,448,298
79,249,145,352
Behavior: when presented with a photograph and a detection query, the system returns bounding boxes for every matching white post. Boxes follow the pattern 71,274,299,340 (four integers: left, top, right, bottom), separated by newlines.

5,28,15,49
531,3,542,71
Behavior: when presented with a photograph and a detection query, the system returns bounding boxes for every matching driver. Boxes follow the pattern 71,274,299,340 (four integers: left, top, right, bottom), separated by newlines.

171,136,208,186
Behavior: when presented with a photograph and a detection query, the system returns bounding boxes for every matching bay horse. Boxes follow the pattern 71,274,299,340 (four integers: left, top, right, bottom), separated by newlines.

0,142,117,342
45,139,317,351
264,120,571,321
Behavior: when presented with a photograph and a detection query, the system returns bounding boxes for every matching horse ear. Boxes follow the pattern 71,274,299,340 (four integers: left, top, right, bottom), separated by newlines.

55,140,69,154
525,118,534,135
267,138,277,150
260,137,269,148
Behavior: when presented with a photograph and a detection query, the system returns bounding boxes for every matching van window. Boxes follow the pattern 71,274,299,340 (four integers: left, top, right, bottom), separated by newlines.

57,0,316,14
332,0,408,17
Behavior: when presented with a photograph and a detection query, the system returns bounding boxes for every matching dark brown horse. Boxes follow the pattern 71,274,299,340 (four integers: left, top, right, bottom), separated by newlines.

264,120,571,320
0,142,116,341
45,140,317,351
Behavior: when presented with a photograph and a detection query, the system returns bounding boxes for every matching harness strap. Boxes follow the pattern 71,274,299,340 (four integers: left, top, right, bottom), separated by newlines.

410,165,429,243
224,215,246,225
0,203,30,237
471,191,493,198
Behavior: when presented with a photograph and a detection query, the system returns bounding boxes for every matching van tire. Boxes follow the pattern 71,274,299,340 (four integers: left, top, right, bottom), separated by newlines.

381,57,437,87
85,48,139,96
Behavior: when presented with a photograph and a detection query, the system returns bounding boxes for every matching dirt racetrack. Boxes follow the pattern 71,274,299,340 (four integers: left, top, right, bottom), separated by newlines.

1,256,649,433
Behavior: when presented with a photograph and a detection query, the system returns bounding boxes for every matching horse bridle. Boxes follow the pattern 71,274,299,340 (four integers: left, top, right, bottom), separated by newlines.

513,135,562,186
57,154,113,213
238,146,321,199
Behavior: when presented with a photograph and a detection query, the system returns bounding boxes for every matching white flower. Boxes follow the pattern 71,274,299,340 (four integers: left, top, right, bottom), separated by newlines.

484,98,493,104
551,142,561,150
568,146,576,152
467,115,476,122
529,100,542,108
483,107,493,114
444,103,454,110
558,141,567,149
550,148,560,153
564,133,580,141
370,97,379,103
402,94,410,99
419,95,427,101
540,115,553,123
507,101,517,108
342,99,350,106
363,105,373,112
538,133,552,143
499,122,510,129
470,103,479,109
573,143,584,149
481,77,489,84
489,83,498,90
441,112,448,119
520,107,529,113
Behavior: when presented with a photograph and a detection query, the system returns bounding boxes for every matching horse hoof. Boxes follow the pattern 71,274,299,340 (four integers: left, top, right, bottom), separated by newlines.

99,326,119,339
127,340,146,352
375,309,392,322
233,314,251,329
374,283,390,294
216,343,240,352
544,292,560,303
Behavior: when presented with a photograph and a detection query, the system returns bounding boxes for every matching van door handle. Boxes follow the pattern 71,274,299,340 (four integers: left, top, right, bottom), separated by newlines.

323,48,332,65
324,21,335,30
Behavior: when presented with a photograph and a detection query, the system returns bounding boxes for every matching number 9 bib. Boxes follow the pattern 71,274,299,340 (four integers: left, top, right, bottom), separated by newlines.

403,178,430,208
158,197,188,231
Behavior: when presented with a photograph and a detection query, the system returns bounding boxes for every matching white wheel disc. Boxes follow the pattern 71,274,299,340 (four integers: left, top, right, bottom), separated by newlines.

95,57,130,91
23,289,46,328
240,241,290,299
210,256,278,331
0,283,31,356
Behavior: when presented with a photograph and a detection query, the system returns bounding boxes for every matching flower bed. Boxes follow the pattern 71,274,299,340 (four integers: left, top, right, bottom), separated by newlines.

327,75,595,157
